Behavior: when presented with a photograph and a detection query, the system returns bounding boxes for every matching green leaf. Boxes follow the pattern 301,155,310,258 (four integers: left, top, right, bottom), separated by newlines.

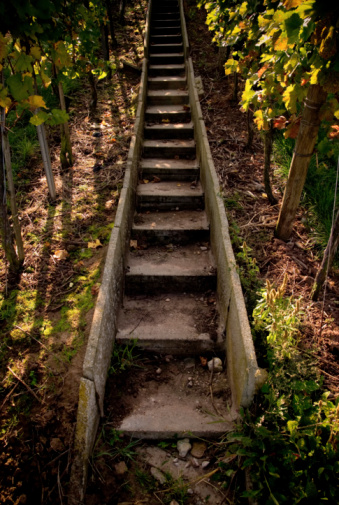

242,80,256,110
284,13,303,43
48,108,69,125
30,110,49,126
7,74,33,102
287,419,298,434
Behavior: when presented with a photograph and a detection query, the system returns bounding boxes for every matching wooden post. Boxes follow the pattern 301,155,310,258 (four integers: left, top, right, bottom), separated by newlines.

275,85,327,240
263,122,277,205
58,81,73,169
36,123,57,200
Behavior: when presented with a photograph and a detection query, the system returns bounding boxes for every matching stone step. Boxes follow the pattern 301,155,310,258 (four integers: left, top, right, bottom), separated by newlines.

152,19,181,27
148,76,187,90
149,64,185,77
147,90,188,106
116,293,219,354
151,34,182,45
151,26,181,36
125,243,216,295
149,52,184,65
143,139,195,159
145,104,190,122
131,210,209,244
152,5,179,14
139,158,199,180
136,181,204,210
115,354,234,438
144,122,194,140
149,43,183,54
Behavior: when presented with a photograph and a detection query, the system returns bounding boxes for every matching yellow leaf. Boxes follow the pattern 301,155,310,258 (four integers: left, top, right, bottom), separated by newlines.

130,240,138,249
88,239,102,249
284,0,303,9
274,35,288,51
143,179,149,184
25,95,47,110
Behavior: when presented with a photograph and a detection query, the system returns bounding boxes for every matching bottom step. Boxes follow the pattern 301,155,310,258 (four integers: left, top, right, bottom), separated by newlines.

109,353,235,438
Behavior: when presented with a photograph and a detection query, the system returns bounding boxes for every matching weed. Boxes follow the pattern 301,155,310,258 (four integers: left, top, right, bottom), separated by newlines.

109,339,142,375
135,466,158,492
95,428,140,462
236,242,261,317
162,475,189,505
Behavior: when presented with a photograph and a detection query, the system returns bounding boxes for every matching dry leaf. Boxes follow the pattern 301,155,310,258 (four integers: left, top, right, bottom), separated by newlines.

53,249,69,260
143,179,149,184
152,176,161,183
200,356,208,367
88,239,102,249
130,240,138,249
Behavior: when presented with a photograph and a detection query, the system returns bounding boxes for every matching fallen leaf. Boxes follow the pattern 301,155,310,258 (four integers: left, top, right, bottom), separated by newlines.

200,356,208,367
53,249,69,260
152,176,161,183
130,240,138,249
143,179,149,184
88,239,102,249
162,119,170,123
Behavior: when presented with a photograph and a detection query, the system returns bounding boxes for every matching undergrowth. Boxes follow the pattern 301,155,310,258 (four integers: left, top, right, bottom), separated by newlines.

217,275,339,504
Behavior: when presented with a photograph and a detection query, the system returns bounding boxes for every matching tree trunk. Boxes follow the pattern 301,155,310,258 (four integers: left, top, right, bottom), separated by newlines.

246,109,254,149
36,123,57,200
100,23,110,62
263,122,277,205
0,139,20,273
119,0,127,25
1,128,25,263
232,72,238,102
88,71,98,116
58,81,73,169
311,208,339,301
275,84,327,240
105,0,117,49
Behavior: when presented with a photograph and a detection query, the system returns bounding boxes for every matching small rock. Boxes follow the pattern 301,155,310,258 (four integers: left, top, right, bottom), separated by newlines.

191,457,200,468
50,438,64,452
208,357,223,373
187,488,194,495
166,298,170,302
184,357,195,369
187,381,193,387
176,207,179,210
191,441,207,459
173,458,178,463
165,355,173,362
177,438,192,458
115,461,128,475
201,460,210,469
156,368,162,375
200,246,207,251
150,467,166,484
170,501,180,505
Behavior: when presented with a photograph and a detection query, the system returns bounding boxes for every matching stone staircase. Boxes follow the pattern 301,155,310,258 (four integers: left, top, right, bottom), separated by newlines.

113,0,234,438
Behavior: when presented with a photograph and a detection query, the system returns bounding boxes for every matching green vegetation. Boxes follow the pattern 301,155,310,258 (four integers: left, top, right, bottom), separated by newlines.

217,275,339,504
109,339,142,375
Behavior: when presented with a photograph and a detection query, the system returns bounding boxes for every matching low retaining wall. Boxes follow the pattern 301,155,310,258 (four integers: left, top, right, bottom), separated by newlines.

68,55,149,504
183,6,259,408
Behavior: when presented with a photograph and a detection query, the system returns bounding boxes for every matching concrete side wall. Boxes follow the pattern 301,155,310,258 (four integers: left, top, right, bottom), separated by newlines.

186,56,258,409
69,57,149,505
179,0,189,60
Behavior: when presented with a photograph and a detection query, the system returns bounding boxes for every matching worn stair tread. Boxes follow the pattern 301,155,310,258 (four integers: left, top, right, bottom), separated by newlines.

133,209,208,231
148,90,188,98
145,104,189,114
144,122,194,139
126,243,215,277
150,43,182,50
137,180,202,197
149,64,185,71
149,51,184,57
143,139,195,149
117,376,234,438
116,293,220,353
148,76,186,84
140,158,198,170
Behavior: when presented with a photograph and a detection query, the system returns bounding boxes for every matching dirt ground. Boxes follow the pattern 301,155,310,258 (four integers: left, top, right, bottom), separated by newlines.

1,0,339,504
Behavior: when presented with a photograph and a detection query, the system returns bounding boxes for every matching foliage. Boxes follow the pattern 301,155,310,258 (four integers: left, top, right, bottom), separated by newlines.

95,428,140,461
109,339,142,375
218,276,339,504
199,0,339,145
236,241,262,316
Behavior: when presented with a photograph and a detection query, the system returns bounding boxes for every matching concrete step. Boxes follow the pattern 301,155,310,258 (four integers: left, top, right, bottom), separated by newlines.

152,5,179,14
143,139,196,158
149,52,184,65
152,19,181,27
140,158,199,180
115,354,234,438
148,76,187,90
144,122,194,140
147,89,188,106
145,104,190,122
149,64,185,77
150,43,183,53
136,180,204,210
116,293,219,354
132,210,209,244
151,34,182,45
151,26,181,36
125,243,216,295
